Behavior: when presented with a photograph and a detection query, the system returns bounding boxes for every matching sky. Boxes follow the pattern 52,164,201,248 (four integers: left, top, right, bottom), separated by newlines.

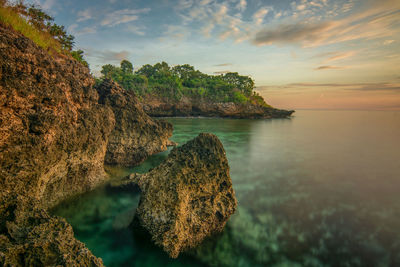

28,0,400,110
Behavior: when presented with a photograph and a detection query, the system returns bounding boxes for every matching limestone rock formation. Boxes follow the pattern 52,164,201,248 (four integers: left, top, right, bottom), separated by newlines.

142,96,294,119
129,133,237,258
96,79,173,166
0,24,172,265
0,25,115,208
0,196,103,266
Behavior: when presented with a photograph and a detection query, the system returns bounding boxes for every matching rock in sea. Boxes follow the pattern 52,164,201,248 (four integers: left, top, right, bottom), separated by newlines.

128,133,237,258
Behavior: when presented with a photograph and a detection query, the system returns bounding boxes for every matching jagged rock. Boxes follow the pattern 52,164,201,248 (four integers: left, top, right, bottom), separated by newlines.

142,96,294,119
0,24,172,265
0,23,109,265
95,80,173,166
0,195,104,266
129,133,237,258
0,25,115,208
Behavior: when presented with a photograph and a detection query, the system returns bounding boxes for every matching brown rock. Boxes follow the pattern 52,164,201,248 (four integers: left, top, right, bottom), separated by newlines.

0,195,103,266
95,79,173,166
0,24,172,265
130,133,237,258
0,23,109,265
142,96,294,119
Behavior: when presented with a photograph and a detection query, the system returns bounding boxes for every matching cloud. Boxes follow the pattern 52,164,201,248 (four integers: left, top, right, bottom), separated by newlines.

214,63,232,66
201,23,215,37
89,50,131,63
214,70,231,74
41,0,55,10
236,0,247,11
314,65,345,70
77,9,92,22
174,0,252,42
125,25,146,36
101,8,150,27
320,51,356,63
285,82,400,91
341,1,354,12
297,4,306,11
68,24,96,36
163,25,187,40
252,22,333,46
200,0,211,6
383,40,395,45
252,0,400,47
253,8,269,25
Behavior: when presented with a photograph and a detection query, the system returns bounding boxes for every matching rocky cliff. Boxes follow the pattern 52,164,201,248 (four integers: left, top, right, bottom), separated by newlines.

95,80,173,166
142,96,294,119
127,133,237,258
0,24,172,266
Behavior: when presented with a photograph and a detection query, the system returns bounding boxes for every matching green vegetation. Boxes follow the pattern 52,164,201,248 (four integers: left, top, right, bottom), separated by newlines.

0,0,88,65
71,50,89,67
99,60,270,106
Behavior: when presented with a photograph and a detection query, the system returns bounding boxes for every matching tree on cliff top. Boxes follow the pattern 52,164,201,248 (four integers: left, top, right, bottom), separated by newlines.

121,60,134,74
0,0,87,66
98,60,270,106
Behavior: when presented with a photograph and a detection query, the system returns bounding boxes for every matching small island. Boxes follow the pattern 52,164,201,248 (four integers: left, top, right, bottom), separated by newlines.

98,61,294,119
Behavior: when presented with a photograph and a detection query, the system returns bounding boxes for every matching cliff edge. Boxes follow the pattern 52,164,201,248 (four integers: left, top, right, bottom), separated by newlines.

142,96,294,119
0,24,172,266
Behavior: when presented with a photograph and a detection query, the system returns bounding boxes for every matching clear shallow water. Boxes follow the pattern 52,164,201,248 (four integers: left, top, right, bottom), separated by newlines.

52,110,400,267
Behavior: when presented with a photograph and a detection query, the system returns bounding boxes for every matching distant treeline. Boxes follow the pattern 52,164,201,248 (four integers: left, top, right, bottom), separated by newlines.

98,60,269,105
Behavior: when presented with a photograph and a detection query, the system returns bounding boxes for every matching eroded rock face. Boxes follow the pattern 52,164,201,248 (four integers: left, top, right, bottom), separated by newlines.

142,96,294,119
95,80,174,166
0,196,103,266
129,133,237,258
0,24,172,266
0,24,110,265
0,25,115,208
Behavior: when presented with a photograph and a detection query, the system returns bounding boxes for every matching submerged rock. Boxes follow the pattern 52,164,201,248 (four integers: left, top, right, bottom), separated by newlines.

129,133,237,258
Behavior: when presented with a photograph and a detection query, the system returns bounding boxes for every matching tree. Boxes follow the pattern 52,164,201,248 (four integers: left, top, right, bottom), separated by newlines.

98,61,265,105
27,4,54,31
136,64,156,77
121,60,133,74
71,50,88,67
101,64,119,79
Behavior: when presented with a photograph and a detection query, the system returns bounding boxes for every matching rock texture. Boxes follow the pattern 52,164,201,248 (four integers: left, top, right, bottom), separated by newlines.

96,80,174,166
129,133,237,258
142,96,294,119
0,196,103,266
0,25,115,208
0,24,172,265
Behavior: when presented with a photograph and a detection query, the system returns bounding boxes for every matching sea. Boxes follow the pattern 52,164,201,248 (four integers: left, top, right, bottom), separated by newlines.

52,110,400,267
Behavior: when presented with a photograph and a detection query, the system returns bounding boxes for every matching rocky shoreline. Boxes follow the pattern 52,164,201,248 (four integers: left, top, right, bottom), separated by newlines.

0,24,172,266
142,96,294,119
0,24,237,266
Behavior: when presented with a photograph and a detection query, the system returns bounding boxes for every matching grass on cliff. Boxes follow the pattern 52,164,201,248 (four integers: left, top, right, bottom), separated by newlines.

0,5,62,53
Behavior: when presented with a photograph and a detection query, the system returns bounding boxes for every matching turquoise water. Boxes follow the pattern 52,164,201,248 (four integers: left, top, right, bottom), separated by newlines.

52,110,400,267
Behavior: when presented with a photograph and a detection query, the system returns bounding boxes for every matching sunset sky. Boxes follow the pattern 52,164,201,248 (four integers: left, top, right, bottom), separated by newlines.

30,0,400,110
